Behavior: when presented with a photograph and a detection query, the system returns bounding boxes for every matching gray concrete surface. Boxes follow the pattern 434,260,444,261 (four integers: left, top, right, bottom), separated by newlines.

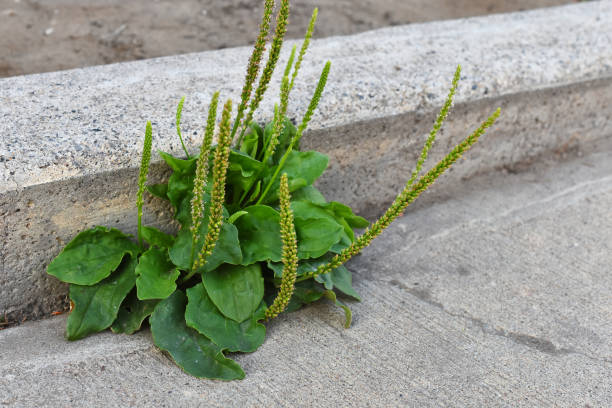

2,2,612,322
1,136,610,407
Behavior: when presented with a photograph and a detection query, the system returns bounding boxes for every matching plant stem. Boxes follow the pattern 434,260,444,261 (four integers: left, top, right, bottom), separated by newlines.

230,0,275,144
137,121,153,248
176,96,190,158
189,92,219,269
185,99,233,281
297,108,501,282
256,61,330,205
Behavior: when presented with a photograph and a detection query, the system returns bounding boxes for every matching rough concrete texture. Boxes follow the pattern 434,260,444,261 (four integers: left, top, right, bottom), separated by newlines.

2,2,612,321
1,137,611,407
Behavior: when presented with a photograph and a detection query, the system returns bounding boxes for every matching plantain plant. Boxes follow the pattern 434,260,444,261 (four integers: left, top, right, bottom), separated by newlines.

46,0,500,380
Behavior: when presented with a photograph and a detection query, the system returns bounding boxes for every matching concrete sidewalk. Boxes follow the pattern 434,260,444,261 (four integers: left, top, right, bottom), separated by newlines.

2,138,610,407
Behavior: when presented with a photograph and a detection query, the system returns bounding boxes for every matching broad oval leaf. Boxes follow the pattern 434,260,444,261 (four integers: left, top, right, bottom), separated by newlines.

186,284,266,352
317,201,369,229
233,205,281,264
262,150,328,204
294,217,343,259
315,265,362,301
158,151,197,173
47,226,138,285
202,263,264,323
228,150,264,190
141,226,175,249
285,280,326,313
291,185,326,204
167,171,195,212
111,291,159,335
136,248,180,300
291,201,346,259
169,221,242,273
150,290,245,380
66,256,137,340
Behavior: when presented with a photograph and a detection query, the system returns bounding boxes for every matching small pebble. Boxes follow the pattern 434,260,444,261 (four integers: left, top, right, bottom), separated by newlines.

44,27,54,36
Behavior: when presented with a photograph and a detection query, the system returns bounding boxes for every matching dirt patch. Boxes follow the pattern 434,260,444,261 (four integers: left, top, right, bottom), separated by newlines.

0,0,594,331
0,0,577,78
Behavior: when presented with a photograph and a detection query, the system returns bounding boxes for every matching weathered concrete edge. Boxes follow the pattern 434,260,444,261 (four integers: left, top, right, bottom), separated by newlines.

2,74,611,325
2,1,612,321
1,1,611,192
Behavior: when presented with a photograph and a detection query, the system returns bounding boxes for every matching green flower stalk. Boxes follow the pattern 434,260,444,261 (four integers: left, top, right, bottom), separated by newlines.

190,91,220,266
283,45,297,78
192,99,233,274
176,96,190,158
264,75,290,161
407,65,461,187
237,0,290,146
289,8,318,92
136,121,153,247
230,0,275,142
265,173,298,320
256,60,330,205
202,92,220,164
296,60,330,142
301,108,501,281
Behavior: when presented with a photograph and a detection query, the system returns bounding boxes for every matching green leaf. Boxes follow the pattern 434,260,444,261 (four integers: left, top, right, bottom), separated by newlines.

240,122,264,159
202,263,264,322
227,210,248,224
262,150,328,203
186,284,266,352
286,280,326,313
245,180,262,204
47,226,139,286
294,217,343,259
159,151,197,173
233,205,281,264
167,171,195,212
315,265,361,301
330,229,352,251
322,290,352,328
169,221,242,273
228,150,264,191
150,290,245,380
111,291,159,334
66,256,137,340
146,183,168,200
239,125,261,158
291,201,345,259
317,201,369,229
291,185,326,204
136,248,180,300
141,226,175,249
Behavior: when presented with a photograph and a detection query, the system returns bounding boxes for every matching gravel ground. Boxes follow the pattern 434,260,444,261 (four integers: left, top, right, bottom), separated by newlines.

0,0,576,78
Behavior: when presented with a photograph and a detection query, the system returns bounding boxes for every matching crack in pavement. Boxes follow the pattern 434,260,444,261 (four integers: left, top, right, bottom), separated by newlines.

383,278,611,364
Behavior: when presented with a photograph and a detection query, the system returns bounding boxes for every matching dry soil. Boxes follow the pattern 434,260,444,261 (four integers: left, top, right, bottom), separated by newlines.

0,0,576,78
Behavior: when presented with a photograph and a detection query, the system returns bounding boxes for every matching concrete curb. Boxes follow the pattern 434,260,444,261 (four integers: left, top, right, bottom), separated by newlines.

1,2,612,321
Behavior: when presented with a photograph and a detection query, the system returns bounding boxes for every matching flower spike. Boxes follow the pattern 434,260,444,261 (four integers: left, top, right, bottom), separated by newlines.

265,173,298,320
